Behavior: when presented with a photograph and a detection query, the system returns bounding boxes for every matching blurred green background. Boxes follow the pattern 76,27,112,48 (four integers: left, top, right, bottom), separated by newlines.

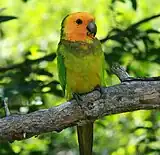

0,0,160,154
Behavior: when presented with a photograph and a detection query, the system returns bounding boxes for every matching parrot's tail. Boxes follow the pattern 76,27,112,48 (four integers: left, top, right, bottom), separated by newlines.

77,122,93,155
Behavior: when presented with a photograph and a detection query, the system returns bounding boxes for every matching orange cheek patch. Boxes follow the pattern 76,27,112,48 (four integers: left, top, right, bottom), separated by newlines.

65,24,88,41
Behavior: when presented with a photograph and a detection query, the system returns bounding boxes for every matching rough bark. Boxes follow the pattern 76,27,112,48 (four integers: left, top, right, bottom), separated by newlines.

0,65,160,142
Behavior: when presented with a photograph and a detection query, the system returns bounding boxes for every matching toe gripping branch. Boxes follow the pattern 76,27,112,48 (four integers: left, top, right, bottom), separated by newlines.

73,93,83,104
72,89,102,123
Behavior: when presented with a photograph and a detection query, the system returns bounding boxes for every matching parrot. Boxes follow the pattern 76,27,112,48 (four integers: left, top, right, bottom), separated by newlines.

57,12,105,155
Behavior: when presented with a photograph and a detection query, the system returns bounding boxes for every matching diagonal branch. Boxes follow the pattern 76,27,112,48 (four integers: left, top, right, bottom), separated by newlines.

100,13,160,43
127,14,160,29
0,65,160,142
0,53,56,72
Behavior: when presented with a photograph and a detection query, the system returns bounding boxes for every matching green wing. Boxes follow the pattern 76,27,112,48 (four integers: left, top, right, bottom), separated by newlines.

101,53,106,86
57,45,66,95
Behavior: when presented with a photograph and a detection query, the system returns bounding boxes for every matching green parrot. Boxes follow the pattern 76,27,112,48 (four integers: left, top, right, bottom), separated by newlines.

57,12,105,155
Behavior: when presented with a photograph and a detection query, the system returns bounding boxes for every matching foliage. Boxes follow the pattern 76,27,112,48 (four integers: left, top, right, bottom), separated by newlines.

0,0,160,155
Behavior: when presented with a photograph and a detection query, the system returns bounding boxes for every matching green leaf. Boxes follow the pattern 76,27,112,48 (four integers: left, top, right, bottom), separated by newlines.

130,0,137,10
0,15,17,23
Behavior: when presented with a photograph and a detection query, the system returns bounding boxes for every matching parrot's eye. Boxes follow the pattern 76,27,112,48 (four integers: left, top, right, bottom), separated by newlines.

76,19,83,25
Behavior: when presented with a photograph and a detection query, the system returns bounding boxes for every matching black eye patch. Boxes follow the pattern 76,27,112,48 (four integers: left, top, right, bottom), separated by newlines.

76,19,83,25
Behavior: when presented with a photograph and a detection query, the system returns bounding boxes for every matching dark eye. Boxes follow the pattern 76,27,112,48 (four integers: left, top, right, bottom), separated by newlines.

76,19,83,25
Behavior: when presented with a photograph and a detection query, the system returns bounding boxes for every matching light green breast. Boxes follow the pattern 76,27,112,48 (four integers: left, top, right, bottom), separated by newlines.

57,39,105,99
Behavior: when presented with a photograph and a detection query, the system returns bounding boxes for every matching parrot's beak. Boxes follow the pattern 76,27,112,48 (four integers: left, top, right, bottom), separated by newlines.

86,21,97,36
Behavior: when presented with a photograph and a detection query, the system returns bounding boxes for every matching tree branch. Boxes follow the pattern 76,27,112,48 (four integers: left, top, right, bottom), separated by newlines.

0,53,56,72
100,13,160,43
0,65,160,142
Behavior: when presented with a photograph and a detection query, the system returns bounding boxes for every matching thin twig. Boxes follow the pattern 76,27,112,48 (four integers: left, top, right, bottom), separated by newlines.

3,98,10,117
100,13,160,43
0,53,56,72
111,63,130,81
111,63,160,82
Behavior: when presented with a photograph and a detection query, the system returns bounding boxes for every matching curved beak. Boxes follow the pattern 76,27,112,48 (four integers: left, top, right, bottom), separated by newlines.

86,21,97,36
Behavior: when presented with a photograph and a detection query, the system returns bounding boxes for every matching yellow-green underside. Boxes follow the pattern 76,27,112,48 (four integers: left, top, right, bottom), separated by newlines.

57,39,105,99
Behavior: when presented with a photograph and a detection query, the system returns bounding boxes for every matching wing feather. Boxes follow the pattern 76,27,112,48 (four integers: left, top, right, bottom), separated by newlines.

57,45,66,95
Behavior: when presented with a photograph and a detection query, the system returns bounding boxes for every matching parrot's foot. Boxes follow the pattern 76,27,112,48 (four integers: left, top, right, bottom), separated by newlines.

94,86,105,94
2,98,10,117
73,93,83,105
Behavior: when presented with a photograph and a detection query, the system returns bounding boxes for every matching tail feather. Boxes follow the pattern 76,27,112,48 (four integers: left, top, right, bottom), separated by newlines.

77,122,93,155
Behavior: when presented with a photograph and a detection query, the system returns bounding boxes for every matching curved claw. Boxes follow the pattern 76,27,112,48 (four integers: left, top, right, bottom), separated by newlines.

73,93,83,104
94,86,105,94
